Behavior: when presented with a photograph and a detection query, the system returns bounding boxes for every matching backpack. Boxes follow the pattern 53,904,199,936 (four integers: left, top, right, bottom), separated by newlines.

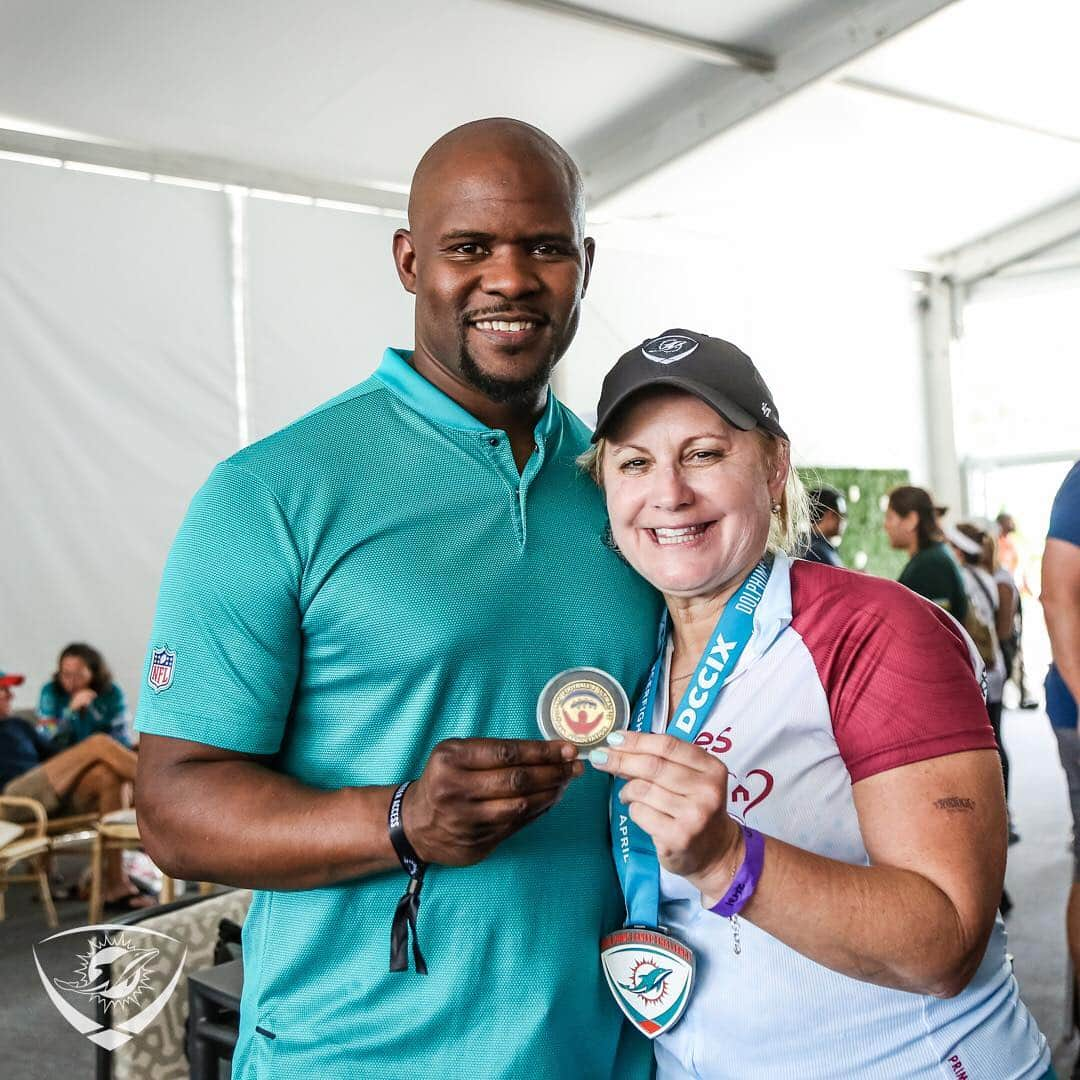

962,569,999,668
962,607,998,667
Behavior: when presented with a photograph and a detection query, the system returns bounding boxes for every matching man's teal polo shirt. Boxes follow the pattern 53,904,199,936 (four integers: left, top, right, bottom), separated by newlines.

136,348,661,1078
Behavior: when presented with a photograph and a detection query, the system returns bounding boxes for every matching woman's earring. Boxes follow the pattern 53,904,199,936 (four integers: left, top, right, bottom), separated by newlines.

771,502,781,515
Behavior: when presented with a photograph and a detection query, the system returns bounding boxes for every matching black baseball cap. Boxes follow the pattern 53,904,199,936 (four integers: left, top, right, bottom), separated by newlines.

592,329,787,443
808,487,847,522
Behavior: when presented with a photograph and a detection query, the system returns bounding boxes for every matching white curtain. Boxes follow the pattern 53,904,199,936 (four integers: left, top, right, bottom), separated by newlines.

0,167,419,716
244,198,413,441
0,162,236,715
567,228,927,476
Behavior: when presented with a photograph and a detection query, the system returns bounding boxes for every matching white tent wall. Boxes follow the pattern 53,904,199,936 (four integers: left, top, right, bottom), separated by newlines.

565,226,928,476
0,161,236,718
244,198,413,442
1,168,418,717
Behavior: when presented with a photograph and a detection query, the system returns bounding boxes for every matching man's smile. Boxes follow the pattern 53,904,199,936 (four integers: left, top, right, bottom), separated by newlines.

466,311,548,347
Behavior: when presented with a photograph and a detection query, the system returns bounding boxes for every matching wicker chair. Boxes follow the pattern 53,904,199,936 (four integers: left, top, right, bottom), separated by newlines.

0,794,58,927
88,809,177,923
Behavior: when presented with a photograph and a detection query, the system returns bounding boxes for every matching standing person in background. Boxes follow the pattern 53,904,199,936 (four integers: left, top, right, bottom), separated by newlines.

884,485,969,622
802,486,846,567
998,512,1039,709
998,512,1022,576
983,526,1025,837
38,643,130,748
947,522,1016,846
990,528,1021,662
1041,461,1080,1079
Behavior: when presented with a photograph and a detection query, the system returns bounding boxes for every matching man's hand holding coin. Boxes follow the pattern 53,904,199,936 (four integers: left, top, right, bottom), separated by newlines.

401,738,584,867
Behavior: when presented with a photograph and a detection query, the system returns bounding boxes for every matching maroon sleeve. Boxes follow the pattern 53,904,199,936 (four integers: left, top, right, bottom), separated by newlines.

789,561,996,783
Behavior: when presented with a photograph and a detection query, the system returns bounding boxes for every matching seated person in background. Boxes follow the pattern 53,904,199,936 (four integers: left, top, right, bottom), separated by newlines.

802,485,846,566
38,642,130,748
885,485,969,622
1,669,149,910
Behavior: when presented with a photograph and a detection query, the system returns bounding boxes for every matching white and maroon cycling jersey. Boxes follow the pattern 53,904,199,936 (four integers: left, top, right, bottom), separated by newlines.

651,554,1048,1080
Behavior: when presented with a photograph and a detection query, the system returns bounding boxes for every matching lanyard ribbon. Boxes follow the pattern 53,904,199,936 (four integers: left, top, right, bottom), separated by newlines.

610,559,771,927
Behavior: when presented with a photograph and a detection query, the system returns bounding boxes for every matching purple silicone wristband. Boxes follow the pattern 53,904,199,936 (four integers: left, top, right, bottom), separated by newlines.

709,824,765,918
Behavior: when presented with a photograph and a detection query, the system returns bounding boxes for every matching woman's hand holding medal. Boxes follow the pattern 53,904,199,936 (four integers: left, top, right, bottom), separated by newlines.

591,731,743,904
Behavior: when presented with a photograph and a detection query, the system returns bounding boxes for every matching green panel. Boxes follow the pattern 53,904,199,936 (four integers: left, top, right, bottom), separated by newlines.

797,466,911,579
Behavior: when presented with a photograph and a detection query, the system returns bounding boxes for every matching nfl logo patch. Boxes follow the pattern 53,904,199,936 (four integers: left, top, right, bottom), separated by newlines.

148,647,176,693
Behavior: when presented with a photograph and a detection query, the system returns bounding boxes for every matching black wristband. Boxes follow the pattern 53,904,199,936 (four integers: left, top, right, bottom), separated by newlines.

388,781,427,974
388,780,426,880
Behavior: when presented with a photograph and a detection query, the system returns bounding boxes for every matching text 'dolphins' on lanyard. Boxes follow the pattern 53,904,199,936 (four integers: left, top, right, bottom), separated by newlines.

600,559,770,1040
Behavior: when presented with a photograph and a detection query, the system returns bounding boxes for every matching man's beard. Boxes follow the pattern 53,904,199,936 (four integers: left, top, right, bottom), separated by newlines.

457,339,559,405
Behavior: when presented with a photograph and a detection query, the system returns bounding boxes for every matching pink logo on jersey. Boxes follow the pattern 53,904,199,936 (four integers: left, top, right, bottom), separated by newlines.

730,768,774,814
948,1055,968,1079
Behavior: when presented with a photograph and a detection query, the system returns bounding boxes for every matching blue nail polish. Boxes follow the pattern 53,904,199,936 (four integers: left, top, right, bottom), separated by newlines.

607,732,625,746
589,749,609,765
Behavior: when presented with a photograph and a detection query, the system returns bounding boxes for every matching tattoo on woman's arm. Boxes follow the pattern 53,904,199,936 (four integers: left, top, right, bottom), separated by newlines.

934,796,976,813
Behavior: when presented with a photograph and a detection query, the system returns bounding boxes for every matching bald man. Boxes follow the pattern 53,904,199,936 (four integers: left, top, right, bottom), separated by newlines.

134,120,659,1078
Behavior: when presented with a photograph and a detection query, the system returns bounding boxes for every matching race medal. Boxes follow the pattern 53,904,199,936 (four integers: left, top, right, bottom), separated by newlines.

536,668,629,754
602,562,772,1041
600,926,695,1039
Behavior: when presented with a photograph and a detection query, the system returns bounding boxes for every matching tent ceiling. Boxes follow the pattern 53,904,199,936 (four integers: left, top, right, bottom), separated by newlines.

0,0,769,189
595,0,1080,270
845,0,1080,144
2,0,1079,267
597,79,1080,271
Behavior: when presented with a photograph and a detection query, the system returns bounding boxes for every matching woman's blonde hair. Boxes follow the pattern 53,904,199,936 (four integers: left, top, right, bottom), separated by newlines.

578,429,811,558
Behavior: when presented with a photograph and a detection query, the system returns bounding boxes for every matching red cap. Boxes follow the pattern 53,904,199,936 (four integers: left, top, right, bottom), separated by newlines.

0,672,26,688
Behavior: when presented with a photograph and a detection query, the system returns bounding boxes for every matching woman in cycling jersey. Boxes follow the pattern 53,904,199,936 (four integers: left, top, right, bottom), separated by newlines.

582,329,1049,1080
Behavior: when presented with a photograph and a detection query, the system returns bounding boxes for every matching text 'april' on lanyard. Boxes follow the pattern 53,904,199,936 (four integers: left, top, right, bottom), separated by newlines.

611,558,771,928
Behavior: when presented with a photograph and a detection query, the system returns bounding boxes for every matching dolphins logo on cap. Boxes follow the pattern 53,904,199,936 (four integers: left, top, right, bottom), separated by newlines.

641,334,699,364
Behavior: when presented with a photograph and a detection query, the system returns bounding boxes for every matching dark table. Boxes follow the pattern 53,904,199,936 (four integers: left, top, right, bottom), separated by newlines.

187,959,243,1080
